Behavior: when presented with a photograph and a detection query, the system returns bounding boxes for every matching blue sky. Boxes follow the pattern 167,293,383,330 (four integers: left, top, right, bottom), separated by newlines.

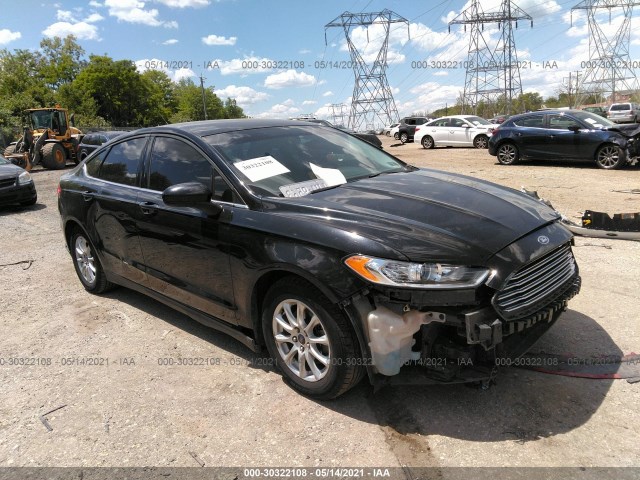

2,0,640,125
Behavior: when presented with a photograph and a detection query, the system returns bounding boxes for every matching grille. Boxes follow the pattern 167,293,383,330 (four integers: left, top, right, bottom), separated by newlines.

0,177,16,189
494,243,577,321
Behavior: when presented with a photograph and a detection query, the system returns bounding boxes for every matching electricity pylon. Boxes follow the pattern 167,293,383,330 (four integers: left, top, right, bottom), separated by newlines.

572,0,640,106
330,103,349,126
325,10,409,131
449,0,532,115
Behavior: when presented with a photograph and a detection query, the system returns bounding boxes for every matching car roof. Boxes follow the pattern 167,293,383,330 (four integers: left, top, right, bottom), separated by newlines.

132,119,320,138
507,109,586,120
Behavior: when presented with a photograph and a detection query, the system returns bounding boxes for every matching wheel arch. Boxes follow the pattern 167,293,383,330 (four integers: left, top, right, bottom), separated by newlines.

249,267,344,348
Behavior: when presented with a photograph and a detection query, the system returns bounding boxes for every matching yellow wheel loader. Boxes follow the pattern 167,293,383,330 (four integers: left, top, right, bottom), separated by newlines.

3,106,83,171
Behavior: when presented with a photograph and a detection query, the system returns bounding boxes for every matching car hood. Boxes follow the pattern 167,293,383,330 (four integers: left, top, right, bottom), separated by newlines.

0,162,24,179
267,169,560,264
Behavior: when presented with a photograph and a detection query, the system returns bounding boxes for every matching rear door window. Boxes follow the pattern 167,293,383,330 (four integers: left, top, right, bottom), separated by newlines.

513,115,544,128
97,137,147,186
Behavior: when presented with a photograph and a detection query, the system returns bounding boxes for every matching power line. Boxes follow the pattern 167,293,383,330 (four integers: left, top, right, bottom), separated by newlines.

449,0,533,115
325,9,410,131
571,0,640,105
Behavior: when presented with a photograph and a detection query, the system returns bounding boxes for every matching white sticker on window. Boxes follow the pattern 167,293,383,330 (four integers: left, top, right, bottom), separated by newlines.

309,163,347,187
280,179,329,197
234,156,290,182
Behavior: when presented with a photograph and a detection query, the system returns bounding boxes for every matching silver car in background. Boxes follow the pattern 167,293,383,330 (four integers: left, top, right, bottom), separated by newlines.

608,103,640,124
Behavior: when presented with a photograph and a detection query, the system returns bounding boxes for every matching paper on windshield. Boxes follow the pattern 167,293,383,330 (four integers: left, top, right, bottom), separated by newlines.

234,156,290,182
280,179,328,198
584,118,605,128
309,163,347,186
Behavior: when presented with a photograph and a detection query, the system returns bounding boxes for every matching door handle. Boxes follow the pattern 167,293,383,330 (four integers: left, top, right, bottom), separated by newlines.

516,133,522,136
138,201,158,215
549,135,556,139
82,191,94,202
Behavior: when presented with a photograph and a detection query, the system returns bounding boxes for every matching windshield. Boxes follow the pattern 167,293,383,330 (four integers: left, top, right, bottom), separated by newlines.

29,111,53,129
206,125,408,197
465,116,492,126
572,111,614,128
610,104,631,111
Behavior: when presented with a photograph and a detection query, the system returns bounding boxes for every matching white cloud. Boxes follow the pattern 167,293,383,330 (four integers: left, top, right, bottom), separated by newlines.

302,100,317,105
215,85,269,105
155,0,209,7
202,34,237,46
105,0,173,27
253,99,301,119
264,69,317,89
43,21,100,41
0,29,21,45
173,67,195,81
89,0,102,6
299,49,311,54
322,91,333,97
338,19,409,65
162,38,178,45
433,71,448,77
85,13,105,23
56,10,76,22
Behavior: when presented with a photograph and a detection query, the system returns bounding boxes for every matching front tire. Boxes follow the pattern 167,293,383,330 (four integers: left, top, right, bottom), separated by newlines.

41,143,67,170
595,144,626,170
421,135,434,149
262,278,363,399
497,142,519,165
70,231,114,293
400,132,409,144
473,135,489,149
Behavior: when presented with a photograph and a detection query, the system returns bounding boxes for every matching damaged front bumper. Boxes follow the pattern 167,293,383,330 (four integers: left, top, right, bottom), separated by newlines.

343,225,582,387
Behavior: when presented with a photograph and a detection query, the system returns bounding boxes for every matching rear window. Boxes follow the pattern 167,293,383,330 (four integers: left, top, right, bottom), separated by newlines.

610,104,631,111
513,115,544,128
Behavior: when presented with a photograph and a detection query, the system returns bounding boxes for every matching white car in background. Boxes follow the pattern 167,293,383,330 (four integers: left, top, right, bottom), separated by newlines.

390,124,401,139
384,123,399,136
415,115,499,149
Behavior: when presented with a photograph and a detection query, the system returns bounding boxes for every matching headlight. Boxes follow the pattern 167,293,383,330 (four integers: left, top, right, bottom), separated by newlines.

344,255,490,289
17,171,32,185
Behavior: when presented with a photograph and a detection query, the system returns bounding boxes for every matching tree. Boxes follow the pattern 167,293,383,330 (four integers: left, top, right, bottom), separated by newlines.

141,70,176,125
72,55,150,126
39,35,86,90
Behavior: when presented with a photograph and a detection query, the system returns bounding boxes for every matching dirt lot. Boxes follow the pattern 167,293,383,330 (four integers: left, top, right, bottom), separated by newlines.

0,136,639,478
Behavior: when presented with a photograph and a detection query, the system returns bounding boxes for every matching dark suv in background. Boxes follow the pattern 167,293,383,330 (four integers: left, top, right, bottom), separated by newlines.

77,131,125,161
397,116,429,144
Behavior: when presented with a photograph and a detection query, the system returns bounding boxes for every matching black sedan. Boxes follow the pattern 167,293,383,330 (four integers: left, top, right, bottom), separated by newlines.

0,155,37,207
488,109,635,169
77,131,125,161
58,119,580,398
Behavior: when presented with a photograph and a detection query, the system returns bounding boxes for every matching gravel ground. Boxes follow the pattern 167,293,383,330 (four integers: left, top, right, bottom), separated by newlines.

0,136,639,476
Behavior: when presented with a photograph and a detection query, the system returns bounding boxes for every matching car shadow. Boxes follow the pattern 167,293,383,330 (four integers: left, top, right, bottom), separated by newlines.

0,203,47,215
101,287,620,442
319,309,621,442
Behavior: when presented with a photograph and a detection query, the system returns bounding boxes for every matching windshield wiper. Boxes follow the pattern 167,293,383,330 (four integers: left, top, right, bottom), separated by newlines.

309,184,344,194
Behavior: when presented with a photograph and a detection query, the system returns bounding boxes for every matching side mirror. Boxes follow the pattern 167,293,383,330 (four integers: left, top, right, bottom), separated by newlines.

163,182,212,206
568,125,581,133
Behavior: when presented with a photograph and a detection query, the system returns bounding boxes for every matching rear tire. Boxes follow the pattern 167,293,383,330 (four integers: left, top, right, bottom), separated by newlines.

595,144,626,170
70,230,114,293
497,142,519,165
41,143,67,170
400,132,409,144
421,136,434,149
261,278,363,399
393,132,399,140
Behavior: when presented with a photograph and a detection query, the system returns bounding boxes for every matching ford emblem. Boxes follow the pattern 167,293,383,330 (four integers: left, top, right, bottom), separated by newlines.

537,235,550,245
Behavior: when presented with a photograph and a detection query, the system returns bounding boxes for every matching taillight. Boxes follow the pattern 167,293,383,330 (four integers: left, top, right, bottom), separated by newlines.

57,184,62,197
415,127,421,133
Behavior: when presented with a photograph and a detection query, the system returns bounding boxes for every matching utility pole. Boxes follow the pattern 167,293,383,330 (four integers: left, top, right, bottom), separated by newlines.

572,0,640,106
325,10,409,131
199,75,208,120
449,0,533,115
